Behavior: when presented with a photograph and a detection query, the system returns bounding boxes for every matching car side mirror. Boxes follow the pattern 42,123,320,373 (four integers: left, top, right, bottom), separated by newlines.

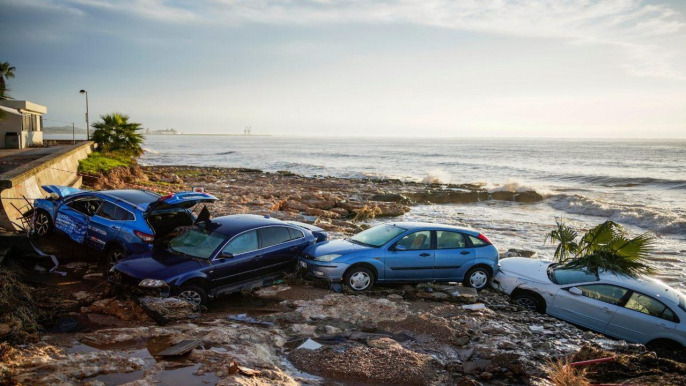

569,287,583,296
220,252,234,259
393,245,407,251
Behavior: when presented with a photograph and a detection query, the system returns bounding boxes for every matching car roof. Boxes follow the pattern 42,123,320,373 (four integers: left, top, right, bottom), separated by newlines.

602,272,683,306
210,214,293,236
385,222,480,236
98,190,161,207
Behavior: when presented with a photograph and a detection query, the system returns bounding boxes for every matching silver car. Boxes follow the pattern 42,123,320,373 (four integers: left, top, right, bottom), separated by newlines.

492,257,686,348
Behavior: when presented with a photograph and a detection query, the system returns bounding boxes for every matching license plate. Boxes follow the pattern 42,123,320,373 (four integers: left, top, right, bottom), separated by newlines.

299,261,307,268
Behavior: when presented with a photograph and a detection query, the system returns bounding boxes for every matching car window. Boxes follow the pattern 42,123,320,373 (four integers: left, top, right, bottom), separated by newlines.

224,231,259,255
288,227,305,240
67,198,102,217
395,231,432,250
351,224,407,247
552,268,599,285
260,227,293,248
437,231,466,249
169,227,227,259
624,292,677,322
576,284,628,305
96,201,132,221
469,235,489,247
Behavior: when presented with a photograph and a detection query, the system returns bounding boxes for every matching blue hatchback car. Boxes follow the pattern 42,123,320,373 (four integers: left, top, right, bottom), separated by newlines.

32,185,217,264
299,222,499,291
109,215,328,305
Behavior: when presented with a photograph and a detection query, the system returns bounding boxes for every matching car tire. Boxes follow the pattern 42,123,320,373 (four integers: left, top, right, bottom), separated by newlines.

34,210,53,236
178,285,208,307
463,266,491,290
512,293,545,313
107,245,127,266
344,267,374,292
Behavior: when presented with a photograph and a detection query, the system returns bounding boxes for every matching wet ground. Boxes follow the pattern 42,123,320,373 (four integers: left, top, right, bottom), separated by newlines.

2,234,686,385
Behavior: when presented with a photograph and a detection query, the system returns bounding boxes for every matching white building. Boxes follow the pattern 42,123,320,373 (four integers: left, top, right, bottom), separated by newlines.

0,100,47,149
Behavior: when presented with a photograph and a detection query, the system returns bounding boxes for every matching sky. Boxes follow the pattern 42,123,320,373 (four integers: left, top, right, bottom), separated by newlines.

1,0,685,138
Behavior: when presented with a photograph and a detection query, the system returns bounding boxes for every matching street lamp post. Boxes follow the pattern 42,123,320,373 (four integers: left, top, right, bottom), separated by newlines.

79,89,89,140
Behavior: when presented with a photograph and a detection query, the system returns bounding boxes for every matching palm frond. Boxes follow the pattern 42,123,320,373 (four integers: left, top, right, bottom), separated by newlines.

544,218,578,263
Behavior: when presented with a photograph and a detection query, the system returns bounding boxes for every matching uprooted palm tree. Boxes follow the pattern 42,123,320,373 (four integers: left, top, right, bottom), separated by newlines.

91,113,144,155
545,219,655,277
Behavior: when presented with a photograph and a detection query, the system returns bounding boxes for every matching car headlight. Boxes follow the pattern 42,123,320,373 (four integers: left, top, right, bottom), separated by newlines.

315,254,342,262
139,278,167,288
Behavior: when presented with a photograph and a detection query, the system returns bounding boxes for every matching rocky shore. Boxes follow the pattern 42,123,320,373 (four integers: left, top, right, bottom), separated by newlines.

1,165,685,385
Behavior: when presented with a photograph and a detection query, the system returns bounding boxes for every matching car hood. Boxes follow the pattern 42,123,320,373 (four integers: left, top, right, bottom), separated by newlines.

304,238,373,257
499,257,552,283
114,249,210,281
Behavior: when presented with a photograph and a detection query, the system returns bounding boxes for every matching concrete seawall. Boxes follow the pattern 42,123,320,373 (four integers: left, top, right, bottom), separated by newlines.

0,142,94,230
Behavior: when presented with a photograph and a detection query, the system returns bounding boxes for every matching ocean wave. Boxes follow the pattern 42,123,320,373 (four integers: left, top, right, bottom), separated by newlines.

216,151,236,155
142,147,160,154
555,175,686,190
550,194,686,235
421,170,453,184
488,181,555,197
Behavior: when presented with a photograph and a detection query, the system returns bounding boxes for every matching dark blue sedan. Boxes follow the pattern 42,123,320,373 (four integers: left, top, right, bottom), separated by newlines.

32,185,217,264
109,214,327,306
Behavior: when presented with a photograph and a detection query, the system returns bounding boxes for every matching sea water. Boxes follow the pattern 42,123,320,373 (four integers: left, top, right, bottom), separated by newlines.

57,135,685,287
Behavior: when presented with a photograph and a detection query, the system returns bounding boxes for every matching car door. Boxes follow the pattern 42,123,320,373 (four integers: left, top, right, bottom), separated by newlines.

258,226,305,274
210,230,263,289
55,195,102,244
433,231,476,280
549,284,629,333
605,291,679,343
87,200,131,251
383,230,434,280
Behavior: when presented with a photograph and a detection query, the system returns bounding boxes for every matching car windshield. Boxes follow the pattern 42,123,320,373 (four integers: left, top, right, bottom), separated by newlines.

548,264,599,285
350,224,407,248
168,226,226,259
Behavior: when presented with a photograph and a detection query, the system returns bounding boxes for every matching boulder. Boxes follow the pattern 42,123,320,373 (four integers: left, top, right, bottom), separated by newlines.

81,298,150,322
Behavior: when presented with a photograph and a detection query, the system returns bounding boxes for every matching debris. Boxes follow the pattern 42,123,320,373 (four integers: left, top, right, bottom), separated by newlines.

330,283,343,293
227,313,274,326
137,296,197,325
157,339,202,356
462,360,493,374
238,365,262,377
297,338,323,350
461,303,486,311
450,287,478,297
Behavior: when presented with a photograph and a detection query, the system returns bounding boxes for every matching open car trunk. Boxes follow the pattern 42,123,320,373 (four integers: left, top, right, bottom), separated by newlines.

147,210,195,240
145,191,218,242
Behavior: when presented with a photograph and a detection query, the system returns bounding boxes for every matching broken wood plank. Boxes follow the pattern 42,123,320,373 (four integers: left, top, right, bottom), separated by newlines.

156,339,202,356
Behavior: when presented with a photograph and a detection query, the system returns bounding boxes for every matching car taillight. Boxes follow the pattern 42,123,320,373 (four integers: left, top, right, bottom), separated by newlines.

158,194,174,201
135,230,155,243
477,233,492,245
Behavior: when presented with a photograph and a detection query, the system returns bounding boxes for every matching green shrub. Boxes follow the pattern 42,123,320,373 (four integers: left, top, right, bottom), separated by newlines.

78,151,133,175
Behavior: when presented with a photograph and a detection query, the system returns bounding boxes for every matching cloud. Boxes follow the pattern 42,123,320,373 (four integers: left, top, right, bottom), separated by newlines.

7,0,685,79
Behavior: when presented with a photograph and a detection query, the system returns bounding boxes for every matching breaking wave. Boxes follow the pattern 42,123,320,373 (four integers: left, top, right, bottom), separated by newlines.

555,175,686,190
550,194,686,235
142,147,160,154
488,181,555,197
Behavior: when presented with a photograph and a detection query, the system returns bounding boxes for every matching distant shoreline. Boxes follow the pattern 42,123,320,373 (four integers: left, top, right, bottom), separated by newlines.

144,134,272,137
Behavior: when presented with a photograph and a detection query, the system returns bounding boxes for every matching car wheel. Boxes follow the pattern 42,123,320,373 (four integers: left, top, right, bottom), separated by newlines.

512,293,545,313
107,245,127,266
178,285,207,306
344,267,374,292
464,266,490,290
34,210,53,236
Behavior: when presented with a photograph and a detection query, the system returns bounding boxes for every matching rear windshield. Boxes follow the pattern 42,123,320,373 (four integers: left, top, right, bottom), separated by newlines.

549,266,599,285
350,224,407,248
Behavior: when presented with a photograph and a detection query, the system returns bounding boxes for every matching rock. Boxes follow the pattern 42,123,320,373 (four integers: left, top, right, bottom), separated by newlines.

386,294,404,301
138,297,196,323
81,298,150,321
366,337,402,350
87,313,128,326
501,248,538,258
82,273,104,281
170,174,183,184
462,360,493,374
370,193,410,203
289,324,318,336
72,291,95,303
479,371,493,380
0,323,10,338
325,325,342,334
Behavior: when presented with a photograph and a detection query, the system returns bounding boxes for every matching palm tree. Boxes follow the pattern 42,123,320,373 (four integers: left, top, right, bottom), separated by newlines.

546,220,655,277
0,61,16,98
91,113,145,155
